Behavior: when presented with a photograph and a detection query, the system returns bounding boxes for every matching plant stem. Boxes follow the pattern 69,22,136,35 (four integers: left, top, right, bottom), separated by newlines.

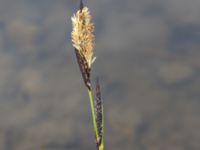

87,89,104,150
87,89,98,140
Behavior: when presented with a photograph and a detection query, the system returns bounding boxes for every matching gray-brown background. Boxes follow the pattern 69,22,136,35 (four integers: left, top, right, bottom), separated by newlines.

0,0,200,149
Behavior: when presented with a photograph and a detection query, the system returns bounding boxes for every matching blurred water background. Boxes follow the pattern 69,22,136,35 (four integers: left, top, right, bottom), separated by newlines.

0,0,200,149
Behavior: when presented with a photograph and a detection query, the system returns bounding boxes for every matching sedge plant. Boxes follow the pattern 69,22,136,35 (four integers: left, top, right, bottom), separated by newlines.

71,0,104,150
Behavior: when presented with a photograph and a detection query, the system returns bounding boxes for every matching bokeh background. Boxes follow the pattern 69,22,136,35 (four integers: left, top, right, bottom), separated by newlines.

0,0,200,149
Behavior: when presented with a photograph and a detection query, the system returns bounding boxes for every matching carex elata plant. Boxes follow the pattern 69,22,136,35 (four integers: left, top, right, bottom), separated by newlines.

71,0,104,150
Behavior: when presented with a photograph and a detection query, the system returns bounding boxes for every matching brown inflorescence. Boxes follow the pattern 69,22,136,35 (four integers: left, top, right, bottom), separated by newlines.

71,7,96,68
95,78,103,146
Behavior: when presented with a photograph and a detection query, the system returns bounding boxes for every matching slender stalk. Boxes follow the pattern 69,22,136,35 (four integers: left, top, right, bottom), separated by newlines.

87,89,98,139
87,89,104,150
99,143,104,150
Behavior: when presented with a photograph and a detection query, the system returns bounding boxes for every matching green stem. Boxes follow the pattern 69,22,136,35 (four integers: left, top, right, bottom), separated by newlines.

87,89,104,150
87,89,98,140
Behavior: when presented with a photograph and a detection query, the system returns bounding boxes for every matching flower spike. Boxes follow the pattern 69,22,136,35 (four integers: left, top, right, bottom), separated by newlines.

71,1,96,89
95,78,103,147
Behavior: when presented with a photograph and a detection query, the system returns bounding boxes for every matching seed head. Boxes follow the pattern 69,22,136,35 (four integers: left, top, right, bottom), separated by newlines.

95,78,103,146
71,7,96,68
